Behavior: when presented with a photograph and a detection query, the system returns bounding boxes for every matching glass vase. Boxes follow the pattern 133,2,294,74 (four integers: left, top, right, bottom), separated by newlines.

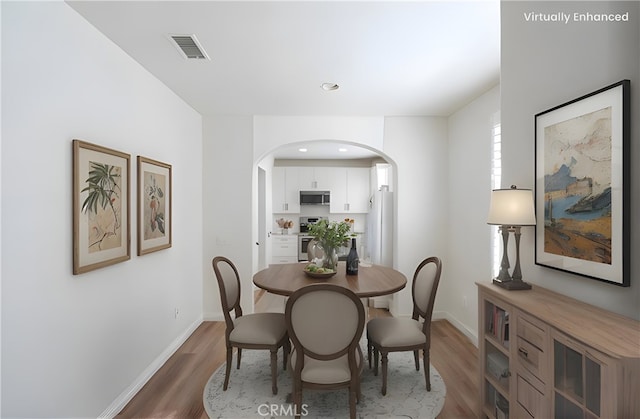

319,244,338,271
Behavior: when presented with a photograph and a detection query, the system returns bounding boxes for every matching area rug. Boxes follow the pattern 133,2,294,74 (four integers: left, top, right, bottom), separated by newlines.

203,347,446,419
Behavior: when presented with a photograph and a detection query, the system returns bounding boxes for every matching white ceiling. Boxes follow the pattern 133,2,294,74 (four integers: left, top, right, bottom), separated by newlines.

67,0,500,159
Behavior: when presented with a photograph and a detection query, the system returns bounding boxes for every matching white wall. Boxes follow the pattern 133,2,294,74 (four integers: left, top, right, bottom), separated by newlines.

2,3,203,417
253,116,385,162
202,116,255,319
382,117,449,317
501,1,640,319
445,85,500,342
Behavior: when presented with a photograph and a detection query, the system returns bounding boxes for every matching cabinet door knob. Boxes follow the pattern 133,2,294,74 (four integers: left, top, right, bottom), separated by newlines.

518,347,529,358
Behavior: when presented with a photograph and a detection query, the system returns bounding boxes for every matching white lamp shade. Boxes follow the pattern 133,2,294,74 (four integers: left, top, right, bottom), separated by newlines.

487,188,536,226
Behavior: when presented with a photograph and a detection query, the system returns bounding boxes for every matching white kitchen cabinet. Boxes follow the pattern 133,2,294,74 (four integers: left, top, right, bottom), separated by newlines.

330,167,370,213
298,167,331,190
272,167,300,213
271,235,298,264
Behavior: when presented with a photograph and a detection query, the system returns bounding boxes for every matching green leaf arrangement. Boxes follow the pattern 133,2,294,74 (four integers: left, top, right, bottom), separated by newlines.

307,219,352,250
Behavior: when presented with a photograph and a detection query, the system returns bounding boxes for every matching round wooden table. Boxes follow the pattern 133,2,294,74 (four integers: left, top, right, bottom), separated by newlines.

253,262,407,298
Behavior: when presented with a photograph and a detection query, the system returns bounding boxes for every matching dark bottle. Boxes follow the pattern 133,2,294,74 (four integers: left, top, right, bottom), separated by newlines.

346,238,359,275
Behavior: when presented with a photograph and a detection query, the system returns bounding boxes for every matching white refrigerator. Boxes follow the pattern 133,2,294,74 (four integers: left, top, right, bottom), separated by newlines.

367,189,393,267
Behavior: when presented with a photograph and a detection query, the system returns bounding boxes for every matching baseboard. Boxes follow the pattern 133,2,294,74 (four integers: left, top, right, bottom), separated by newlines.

98,317,203,419
368,296,390,309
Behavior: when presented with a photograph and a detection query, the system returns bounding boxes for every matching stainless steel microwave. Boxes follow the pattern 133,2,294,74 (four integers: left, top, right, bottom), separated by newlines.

299,190,330,206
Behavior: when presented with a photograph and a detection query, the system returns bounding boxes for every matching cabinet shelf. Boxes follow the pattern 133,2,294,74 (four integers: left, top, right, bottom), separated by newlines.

480,294,513,419
485,375,508,398
483,378,510,419
485,335,509,357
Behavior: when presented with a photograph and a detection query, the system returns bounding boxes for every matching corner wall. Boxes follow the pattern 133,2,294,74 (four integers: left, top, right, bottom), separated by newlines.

444,85,500,342
2,3,203,417
501,1,640,319
382,117,449,317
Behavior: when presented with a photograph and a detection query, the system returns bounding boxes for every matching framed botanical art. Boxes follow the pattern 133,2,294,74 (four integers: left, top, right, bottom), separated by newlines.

534,80,630,286
137,156,172,255
73,140,131,274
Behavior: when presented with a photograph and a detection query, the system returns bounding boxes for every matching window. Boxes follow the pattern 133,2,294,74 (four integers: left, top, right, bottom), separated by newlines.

376,163,391,191
491,121,502,277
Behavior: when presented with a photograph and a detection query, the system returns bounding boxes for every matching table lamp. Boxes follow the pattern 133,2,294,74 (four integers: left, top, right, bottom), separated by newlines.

487,185,536,290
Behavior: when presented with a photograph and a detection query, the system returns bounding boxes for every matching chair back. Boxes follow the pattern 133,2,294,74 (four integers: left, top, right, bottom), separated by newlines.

286,284,364,363
411,257,442,326
212,256,242,330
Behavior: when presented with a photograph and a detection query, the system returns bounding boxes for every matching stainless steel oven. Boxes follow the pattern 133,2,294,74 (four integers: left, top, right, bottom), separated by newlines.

298,216,327,261
298,235,314,261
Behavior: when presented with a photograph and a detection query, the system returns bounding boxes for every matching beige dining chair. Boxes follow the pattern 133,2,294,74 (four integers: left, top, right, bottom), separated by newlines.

285,283,365,419
212,256,290,395
366,256,442,395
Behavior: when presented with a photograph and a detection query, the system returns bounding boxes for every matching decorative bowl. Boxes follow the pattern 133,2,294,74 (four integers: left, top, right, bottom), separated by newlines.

304,270,337,279
303,264,336,279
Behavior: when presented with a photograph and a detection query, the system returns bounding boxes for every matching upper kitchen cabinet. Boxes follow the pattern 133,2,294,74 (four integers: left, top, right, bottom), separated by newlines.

273,167,300,213
330,167,370,213
298,167,331,190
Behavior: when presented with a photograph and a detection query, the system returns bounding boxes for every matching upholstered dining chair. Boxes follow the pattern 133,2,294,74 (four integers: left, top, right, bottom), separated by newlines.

367,256,442,395
285,283,365,419
212,256,289,395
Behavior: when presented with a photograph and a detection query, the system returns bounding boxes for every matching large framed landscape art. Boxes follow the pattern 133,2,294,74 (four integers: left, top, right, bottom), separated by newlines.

534,80,630,286
73,140,131,274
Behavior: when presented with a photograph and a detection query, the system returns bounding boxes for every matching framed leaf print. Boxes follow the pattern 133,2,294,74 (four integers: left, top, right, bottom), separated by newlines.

137,156,172,255
534,80,630,286
73,140,131,274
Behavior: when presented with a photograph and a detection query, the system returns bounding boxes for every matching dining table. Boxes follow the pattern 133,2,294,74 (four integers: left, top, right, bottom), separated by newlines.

253,261,407,298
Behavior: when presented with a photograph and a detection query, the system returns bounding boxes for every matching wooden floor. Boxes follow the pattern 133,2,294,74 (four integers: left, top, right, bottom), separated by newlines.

116,291,480,418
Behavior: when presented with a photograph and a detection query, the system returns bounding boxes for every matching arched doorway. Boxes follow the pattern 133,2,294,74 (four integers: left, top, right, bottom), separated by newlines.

254,139,397,285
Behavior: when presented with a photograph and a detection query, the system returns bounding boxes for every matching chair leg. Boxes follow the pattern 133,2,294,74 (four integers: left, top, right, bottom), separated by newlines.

223,346,232,391
293,383,302,419
381,351,388,396
270,349,278,395
283,340,290,371
373,348,379,376
424,348,431,391
414,349,420,371
353,368,362,404
367,339,372,369
236,348,242,369
349,388,357,419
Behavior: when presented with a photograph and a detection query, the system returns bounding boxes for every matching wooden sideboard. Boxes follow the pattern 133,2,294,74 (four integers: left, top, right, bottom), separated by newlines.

477,282,640,419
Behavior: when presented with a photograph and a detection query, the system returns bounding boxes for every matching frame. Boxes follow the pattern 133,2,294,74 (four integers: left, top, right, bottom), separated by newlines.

73,140,131,274
534,80,630,286
137,156,172,255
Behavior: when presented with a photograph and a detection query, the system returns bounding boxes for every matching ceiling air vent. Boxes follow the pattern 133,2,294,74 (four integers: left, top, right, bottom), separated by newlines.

169,34,210,60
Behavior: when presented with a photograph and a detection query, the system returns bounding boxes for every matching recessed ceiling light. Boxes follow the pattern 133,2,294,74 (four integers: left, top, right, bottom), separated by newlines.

321,83,340,91
338,147,348,152
299,148,308,152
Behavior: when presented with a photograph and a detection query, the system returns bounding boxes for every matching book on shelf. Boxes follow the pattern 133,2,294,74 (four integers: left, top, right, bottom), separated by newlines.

490,305,509,347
